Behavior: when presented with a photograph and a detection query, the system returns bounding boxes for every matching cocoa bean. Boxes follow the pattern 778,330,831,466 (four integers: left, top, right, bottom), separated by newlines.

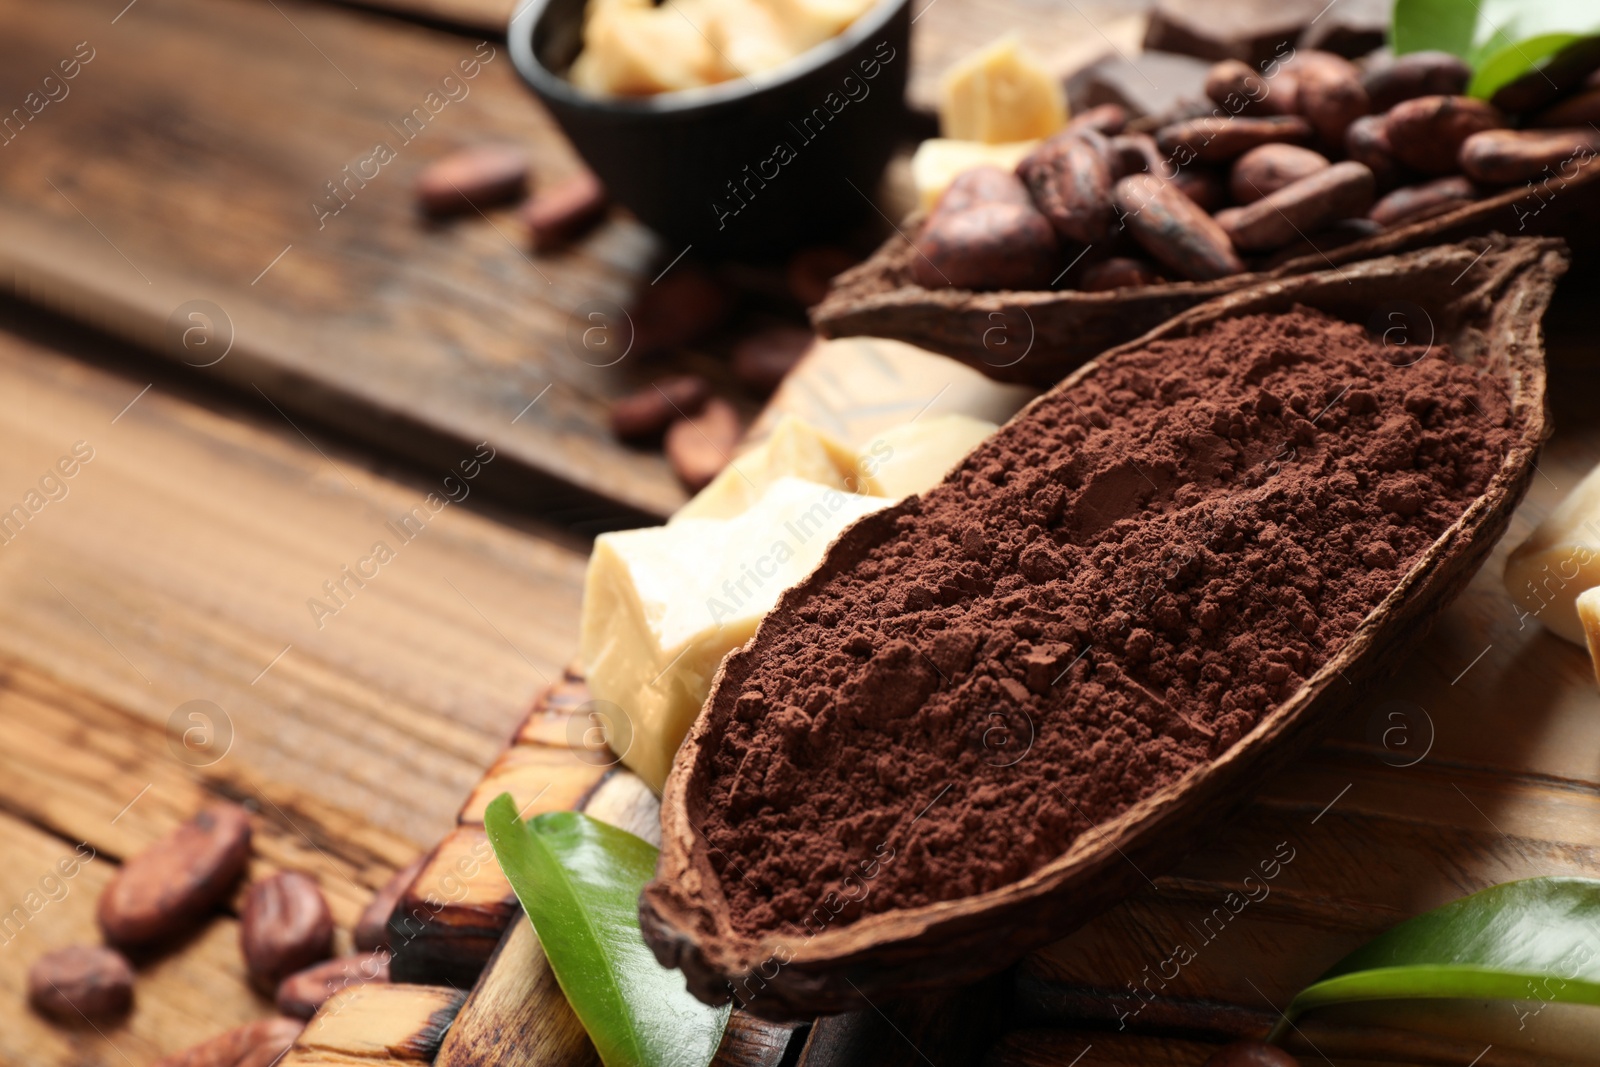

911,201,1062,291
632,266,731,355
1109,133,1164,179
1079,257,1166,291
275,951,391,1019
1362,51,1472,112
1017,132,1116,242
151,1018,305,1067
416,145,528,215
1383,95,1505,175
1215,160,1375,252
1063,103,1129,137
522,169,606,248
1156,114,1312,163
1204,59,1296,116
1343,113,1405,191
1203,1040,1300,1067
1458,127,1600,185
732,326,813,394
930,166,1033,218
1533,86,1600,129
609,375,711,440
98,803,251,948
241,871,334,994
1258,216,1382,268
1291,50,1369,150
353,855,424,953
1171,167,1229,213
27,945,133,1022
665,397,742,490
1229,143,1329,204
1112,174,1243,281
1368,175,1478,228
786,246,859,307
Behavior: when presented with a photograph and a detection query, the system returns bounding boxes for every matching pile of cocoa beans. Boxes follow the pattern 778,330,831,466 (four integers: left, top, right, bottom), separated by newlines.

914,49,1600,292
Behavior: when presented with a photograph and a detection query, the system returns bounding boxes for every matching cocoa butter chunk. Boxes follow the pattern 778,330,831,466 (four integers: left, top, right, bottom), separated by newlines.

686,307,1514,938
98,803,252,948
416,145,529,215
1458,128,1600,185
1217,161,1375,252
1112,174,1243,281
1156,114,1313,163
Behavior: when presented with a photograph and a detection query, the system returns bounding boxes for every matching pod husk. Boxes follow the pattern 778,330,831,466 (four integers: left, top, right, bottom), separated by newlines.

812,163,1599,387
642,237,1563,1020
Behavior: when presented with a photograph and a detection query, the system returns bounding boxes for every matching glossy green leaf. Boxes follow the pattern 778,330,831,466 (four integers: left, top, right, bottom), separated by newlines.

1272,877,1600,1041
485,796,730,1067
1392,0,1600,99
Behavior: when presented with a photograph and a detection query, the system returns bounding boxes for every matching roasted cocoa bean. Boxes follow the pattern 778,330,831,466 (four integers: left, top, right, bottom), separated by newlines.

522,169,606,247
1343,113,1405,191
1171,167,1230,213
1063,103,1129,137
1292,50,1370,150
912,201,1062,291
1383,95,1505,175
1112,174,1243,281
665,397,742,491
27,945,133,1022
416,145,529,215
1458,127,1600,185
1368,175,1478,228
97,803,251,948
930,166,1033,217
1017,132,1116,242
1202,1041,1300,1067
1533,86,1600,129
353,855,424,953
1216,161,1375,252
1079,257,1166,291
609,375,711,440
1203,59,1296,116
241,871,334,994
631,266,731,356
1258,216,1382,268
1362,51,1472,112
732,326,814,393
1229,144,1329,204
275,951,391,1019
1109,133,1163,179
786,246,859,307
152,1018,305,1067
1156,115,1312,163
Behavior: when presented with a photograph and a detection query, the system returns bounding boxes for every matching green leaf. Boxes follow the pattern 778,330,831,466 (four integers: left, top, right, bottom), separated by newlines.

484,795,731,1067
1391,0,1600,100
1272,877,1600,1042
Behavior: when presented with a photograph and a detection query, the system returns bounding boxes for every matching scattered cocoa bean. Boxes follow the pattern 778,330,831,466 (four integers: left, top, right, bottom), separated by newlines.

1216,160,1375,252
1291,50,1370,150
353,855,424,953
98,803,252,949
1383,95,1505,175
632,266,731,355
1156,114,1312,163
1112,174,1243,280
911,201,1062,291
1343,113,1405,191
1229,143,1329,204
609,375,711,440
786,246,859,307
275,951,391,1019
732,326,813,393
241,871,334,994
151,1018,305,1067
1458,127,1600,185
27,945,133,1022
416,145,529,215
1109,132,1164,179
1368,175,1478,228
522,169,606,248
1362,51,1472,112
1204,59,1296,116
1202,1040,1300,1067
1080,257,1167,291
1171,167,1230,213
1533,86,1600,129
665,397,742,491
1064,103,1130,137
930,165,1033,217
1017,132,1117,242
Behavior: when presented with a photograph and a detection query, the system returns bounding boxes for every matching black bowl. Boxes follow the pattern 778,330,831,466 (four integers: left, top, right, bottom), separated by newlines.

509,0,912,256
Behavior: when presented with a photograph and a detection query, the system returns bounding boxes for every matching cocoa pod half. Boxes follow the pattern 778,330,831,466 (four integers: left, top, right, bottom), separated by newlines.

27,945,133,1022
241,871,334,994
1384,95,1505,175
1156,115,1312,163
1458,128,1600,185
97,803,251,948
1018,133,1116,243
1215,161,1375,252
1112,174,1243,281
1363,51,1472,112
1079,257,1166,291
912,201,1062,291
1369,176,1479,228
1229,144,1329,204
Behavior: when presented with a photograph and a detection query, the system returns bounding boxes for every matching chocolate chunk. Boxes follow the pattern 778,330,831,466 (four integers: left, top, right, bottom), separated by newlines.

1066,51,1213,121
1144,0,1326,66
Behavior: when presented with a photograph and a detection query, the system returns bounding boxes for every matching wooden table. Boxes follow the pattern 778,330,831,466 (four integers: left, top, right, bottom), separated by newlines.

3,0,1600,1063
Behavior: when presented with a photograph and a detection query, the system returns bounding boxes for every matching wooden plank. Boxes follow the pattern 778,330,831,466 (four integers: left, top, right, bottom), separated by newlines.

285,984,467,1064
0,0,700,521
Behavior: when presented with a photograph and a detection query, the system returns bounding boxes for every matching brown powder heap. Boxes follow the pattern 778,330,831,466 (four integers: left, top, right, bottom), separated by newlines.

702,308,1514,937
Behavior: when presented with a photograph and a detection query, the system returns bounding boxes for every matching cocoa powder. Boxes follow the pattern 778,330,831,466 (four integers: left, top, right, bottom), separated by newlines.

701,309,1512,936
